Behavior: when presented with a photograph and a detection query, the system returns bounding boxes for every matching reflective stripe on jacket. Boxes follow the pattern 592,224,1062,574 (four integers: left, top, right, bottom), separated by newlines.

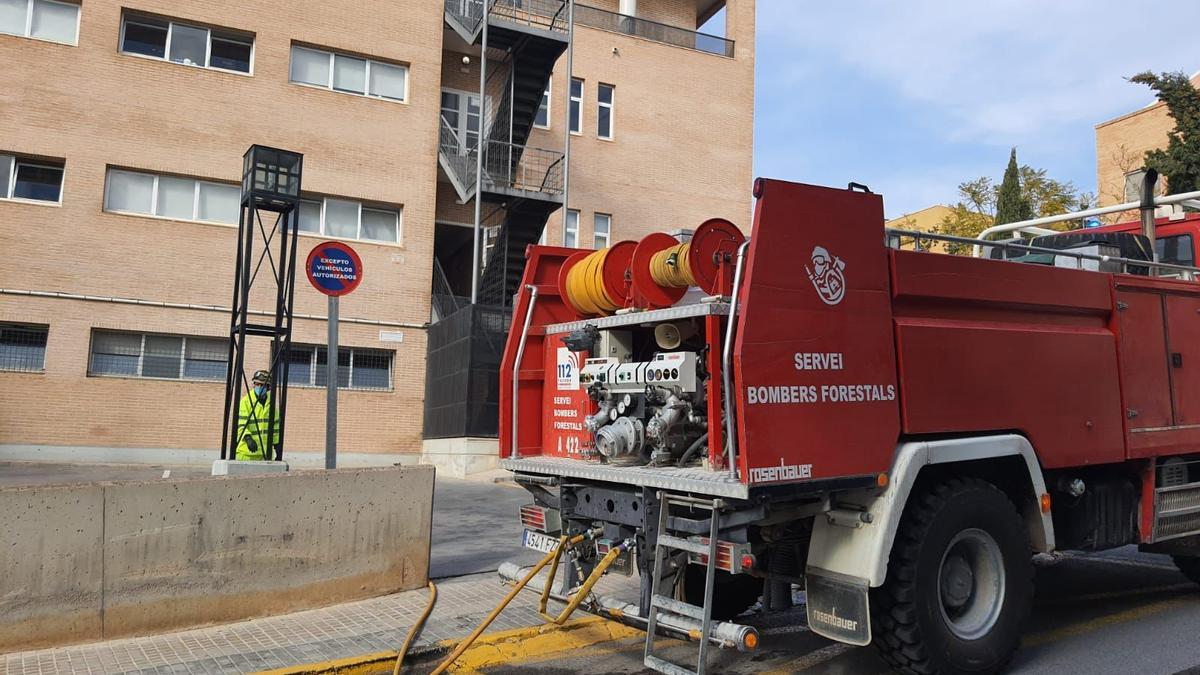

235,392,280,461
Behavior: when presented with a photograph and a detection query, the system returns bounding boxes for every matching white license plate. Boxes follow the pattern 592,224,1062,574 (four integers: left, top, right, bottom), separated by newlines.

522,529,559,554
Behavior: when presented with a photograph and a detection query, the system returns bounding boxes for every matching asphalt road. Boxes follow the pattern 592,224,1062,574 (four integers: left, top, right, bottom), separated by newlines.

429,474,542,578
479,546,1200,675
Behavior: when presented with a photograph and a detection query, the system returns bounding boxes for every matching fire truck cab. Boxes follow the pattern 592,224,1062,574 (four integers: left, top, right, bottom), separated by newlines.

497,178,1200,675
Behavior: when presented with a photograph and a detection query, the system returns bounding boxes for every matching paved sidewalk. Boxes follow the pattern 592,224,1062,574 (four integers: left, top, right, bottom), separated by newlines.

2,568,641,675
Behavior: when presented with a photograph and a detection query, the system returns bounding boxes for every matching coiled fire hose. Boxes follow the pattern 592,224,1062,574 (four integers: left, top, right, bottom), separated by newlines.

564,247,621,316
649,241,698,289
429,529,603,675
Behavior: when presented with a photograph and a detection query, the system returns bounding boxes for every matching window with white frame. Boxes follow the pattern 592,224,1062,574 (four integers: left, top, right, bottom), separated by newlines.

534,78,551,128
120,14,253,73
104,168,240,224
0,0,79,45
285,344,393,390
563,209,579,247
569,78,583,134
0,153,64,203
597,83,614,139
297,197,400,243
441,89,482,151
593,212,611,249
289,45,407,102
88,330,227,381
0,322,48,372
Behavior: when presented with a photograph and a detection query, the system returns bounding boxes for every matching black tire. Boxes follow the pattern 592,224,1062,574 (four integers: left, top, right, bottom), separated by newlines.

680,564,763,620
1173,556,1200,585
871,477,1033,675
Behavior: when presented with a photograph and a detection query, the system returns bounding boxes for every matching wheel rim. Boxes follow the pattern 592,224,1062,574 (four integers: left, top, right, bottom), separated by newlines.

937,528,1005,640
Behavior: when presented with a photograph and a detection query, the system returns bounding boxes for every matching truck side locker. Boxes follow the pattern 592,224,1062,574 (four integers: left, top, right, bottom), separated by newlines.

1166,295,1200,425
1115,289,1174,440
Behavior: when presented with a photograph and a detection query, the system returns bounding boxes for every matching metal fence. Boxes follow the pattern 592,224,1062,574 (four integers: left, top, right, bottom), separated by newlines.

423,303,513,439
574,4,734,57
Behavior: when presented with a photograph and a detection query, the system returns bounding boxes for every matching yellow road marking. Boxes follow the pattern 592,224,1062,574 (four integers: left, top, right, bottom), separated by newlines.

1037,583,1196,606
254,617,638,675
445,616,643,672
1024,597,1194,647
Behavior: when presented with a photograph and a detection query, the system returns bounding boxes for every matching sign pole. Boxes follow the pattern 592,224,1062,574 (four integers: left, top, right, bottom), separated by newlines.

326,294,339,470
305,240,361,471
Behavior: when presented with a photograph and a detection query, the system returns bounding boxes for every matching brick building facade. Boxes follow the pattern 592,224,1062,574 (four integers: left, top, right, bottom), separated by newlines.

0,0,755,465
1095,72,1199,213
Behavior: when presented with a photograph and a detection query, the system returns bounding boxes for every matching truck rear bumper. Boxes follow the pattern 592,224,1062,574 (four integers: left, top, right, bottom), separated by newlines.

502,456,749,499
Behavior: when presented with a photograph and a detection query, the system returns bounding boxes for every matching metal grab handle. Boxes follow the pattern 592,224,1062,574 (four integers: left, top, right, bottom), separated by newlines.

721,240,750,478
511,285,539,459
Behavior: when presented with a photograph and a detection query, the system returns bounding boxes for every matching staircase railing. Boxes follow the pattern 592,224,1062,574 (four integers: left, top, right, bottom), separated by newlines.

490,0,569,34
444,0,487,36
438,115,478,197
483,141,564,196
445,0,569,40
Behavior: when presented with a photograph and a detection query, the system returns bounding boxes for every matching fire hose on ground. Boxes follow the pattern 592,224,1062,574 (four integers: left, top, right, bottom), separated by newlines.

422,528,605,675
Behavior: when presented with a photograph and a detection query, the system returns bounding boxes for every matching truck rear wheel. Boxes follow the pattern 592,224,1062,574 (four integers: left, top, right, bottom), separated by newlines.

872,477,1033,675
1173,556,1200,585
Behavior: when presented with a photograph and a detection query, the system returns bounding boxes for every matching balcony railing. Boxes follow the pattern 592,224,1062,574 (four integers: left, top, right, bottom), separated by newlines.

445,0,569,38
574,4,734,57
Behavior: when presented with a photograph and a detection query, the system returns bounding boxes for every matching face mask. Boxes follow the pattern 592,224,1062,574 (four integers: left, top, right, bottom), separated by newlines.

254,385,267,398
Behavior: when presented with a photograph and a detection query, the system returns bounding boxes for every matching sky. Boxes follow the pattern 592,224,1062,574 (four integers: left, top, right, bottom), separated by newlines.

751,0,1200,219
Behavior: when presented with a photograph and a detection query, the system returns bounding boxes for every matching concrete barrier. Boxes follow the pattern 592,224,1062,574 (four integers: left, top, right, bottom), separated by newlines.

0,466,434,652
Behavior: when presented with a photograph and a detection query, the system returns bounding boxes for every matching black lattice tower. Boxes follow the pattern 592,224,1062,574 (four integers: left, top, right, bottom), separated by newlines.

220,145,304,461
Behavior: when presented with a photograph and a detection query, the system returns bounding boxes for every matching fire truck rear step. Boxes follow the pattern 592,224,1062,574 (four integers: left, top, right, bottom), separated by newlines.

502,457,750,499
1155,482,1200,541
645,493,725,675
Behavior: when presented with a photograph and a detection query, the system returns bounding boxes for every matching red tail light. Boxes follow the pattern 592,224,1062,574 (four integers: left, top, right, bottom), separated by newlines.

520,504,562,533
688,538,754,574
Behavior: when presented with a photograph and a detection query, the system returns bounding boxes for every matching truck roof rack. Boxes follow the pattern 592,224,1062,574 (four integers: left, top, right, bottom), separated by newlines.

887,228,1200,280
969,188,1200,256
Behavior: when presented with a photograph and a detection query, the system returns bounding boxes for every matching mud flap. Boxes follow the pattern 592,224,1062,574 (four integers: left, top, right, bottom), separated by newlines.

805,567,871,646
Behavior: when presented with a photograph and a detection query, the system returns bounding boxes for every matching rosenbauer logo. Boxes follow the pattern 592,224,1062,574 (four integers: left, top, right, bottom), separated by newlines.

805,245,846,306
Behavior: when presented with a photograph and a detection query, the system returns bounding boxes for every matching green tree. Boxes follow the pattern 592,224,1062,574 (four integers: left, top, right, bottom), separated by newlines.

1130,71,1200,195
934,203,993,255
932,152,1085,255
995,148,1033,225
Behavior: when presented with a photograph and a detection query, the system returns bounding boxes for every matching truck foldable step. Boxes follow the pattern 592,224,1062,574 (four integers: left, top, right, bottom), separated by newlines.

644,654,701,675
652,594,705,620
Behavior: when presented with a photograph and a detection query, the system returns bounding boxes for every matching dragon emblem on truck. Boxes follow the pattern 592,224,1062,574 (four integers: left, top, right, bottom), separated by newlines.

805,245,847,305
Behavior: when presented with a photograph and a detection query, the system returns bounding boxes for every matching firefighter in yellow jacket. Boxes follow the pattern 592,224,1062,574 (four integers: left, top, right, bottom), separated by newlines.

236,369,280,461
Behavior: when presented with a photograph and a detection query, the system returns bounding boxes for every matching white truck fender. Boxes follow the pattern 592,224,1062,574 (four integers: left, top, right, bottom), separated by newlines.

806,434,1055,587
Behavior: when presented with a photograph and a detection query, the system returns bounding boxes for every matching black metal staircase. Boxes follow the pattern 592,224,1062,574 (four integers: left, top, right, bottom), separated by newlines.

438,0,568,307
426,0,570,440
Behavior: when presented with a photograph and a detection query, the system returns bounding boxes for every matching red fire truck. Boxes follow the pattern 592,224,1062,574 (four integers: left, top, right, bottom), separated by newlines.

497,177,1200,675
